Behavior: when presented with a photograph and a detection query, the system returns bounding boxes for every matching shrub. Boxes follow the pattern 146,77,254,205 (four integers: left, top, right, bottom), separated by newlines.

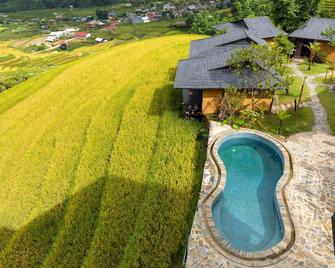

315,50,327,63
218,87,246,121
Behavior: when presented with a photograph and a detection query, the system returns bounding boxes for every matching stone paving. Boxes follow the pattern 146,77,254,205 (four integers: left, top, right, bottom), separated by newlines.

290,62,331,134
272,101,311,113
186,64,335,267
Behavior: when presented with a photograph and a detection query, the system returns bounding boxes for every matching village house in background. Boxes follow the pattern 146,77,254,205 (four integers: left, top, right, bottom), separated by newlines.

46,28,78,42
74,31,91,40
174,16,286,115
290,17,335,61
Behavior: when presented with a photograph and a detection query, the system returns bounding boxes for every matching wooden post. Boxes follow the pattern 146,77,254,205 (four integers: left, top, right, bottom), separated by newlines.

332,213,335,258
294,99,297,113
325,69,329,81
331,68,334,82
298,76,307,108
269,98,274,113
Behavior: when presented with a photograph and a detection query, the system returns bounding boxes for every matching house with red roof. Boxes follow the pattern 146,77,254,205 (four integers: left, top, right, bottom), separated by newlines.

75,32,91,39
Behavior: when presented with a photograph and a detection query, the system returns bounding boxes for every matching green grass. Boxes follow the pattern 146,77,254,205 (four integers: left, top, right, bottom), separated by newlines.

316,85,335,135
248,108,315,137
0,34,207,267
0,24,42,41
298,61,331,76
0,54,15,62
277,74,311,105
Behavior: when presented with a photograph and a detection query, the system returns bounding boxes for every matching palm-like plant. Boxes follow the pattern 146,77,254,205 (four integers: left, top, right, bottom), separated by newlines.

305,41,321,70
322,26,335,48
277,110,292,135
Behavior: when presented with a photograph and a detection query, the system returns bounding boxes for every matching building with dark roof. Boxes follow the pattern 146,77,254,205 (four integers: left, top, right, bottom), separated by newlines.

290,17,335,60
214,16,285,41
174,16,286,115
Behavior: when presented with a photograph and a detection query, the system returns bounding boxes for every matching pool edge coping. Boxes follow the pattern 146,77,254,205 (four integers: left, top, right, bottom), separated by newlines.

200,128,296,266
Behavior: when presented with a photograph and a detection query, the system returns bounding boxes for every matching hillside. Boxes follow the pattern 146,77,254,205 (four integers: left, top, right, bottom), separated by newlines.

0,35,206,267
325,0,335,16
0,0,121,12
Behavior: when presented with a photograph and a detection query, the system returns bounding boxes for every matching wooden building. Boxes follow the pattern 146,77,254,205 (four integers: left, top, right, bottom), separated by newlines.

174,17,286,115
290,17,335,61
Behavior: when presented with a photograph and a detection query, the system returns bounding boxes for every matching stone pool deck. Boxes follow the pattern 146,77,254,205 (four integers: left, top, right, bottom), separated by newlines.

186,122,335,267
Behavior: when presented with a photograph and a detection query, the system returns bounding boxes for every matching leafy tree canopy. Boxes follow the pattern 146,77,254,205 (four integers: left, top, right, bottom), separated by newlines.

232,0,273,18
322,26,335,47
191,12,218,36
96,9,109,20
273,34,295,57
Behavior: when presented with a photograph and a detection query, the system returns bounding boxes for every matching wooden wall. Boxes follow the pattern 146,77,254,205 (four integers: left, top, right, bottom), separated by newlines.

242,96,272,110
202,89,223,115
320,41,335,61
201,89,272,115
294,39,335,61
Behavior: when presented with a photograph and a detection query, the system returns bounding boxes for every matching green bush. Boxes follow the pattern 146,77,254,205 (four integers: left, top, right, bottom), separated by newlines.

315,50,327,63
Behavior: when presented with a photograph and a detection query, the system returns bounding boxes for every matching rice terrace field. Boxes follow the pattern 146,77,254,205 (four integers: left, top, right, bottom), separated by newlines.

0,35,206,267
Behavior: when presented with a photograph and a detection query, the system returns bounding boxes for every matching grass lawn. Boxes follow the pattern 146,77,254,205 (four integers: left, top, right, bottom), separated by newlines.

298,61,331,76
316,85,335,135
247,108,315,137
277,75,310,105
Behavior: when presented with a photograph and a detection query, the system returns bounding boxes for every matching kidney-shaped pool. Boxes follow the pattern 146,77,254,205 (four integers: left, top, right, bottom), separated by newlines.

212,133,285,252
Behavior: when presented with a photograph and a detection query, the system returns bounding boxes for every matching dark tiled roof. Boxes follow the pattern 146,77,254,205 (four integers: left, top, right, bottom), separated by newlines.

214,16,285,39
174,16,286,91
290,17,335,41
174,50,285,90
189,29,265,58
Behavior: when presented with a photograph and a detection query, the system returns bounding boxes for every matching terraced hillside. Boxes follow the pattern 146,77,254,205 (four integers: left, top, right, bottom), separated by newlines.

0,35,206,267
324,0,335,16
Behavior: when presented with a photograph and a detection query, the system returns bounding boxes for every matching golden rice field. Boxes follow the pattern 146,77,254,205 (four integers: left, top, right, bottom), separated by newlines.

0,34,207,267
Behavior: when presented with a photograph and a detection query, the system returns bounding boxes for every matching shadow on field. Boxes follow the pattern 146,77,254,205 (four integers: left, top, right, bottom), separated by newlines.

0,177,106,268
168,67,177,82
0,227,15,251
148,84,183,116
0,160,206,268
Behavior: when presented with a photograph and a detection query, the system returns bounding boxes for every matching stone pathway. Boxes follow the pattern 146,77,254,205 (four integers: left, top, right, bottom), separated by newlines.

186,63,335,267
272,101,311,113
290,62,331,134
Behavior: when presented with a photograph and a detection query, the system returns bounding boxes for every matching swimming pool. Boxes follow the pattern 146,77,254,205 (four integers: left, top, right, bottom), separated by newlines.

212,134,284,252
201,131,294,262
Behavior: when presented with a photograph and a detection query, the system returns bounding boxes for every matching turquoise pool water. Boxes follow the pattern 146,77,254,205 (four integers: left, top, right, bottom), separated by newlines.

212,135,284,252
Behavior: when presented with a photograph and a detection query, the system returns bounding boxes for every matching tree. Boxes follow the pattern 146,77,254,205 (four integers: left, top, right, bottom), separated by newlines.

185,15,194,29
277,110,291,134
191,12,218,35
96,9,108,20
272,0,319,32
273,34,295,59
322,26,335,47
233,0,273,18
295,0,319,23
227,45,284,110
305,41,321,70
318,0,333,17
218,87,246,121
272,0,297,32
